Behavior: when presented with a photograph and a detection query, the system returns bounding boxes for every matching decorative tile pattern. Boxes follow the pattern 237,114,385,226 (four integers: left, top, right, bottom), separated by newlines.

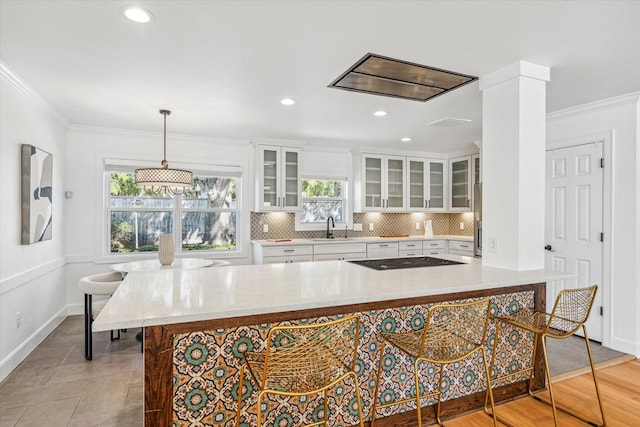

250,212,474,240
172,291,533,426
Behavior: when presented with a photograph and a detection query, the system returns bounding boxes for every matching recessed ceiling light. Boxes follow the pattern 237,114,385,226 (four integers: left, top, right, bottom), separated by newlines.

373,110,387,117
280,98,295,106
401,137,412,143
123,6,155,23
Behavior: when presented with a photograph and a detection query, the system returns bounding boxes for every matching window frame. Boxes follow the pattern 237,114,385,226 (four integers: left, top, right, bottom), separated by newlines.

105,163,242,257
294,175,352,231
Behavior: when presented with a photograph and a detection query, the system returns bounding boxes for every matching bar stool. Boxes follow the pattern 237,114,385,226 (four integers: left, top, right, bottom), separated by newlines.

235,315,364,427
78,272,123,360
486,285,605,426
371,298,497,427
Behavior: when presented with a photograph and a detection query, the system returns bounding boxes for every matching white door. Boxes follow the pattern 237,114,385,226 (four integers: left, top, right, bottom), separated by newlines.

545,142,603,341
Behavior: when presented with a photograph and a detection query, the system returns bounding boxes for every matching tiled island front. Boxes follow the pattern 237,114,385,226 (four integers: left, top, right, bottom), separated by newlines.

94,258,572,426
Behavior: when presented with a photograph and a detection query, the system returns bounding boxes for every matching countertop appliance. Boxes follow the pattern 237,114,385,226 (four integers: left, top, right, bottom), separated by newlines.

349,256,463,271
474,183,482,257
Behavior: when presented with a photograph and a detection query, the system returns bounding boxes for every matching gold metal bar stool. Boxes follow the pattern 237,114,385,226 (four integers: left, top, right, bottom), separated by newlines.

485,284,606,426
235,315,365,427
371,298,497,427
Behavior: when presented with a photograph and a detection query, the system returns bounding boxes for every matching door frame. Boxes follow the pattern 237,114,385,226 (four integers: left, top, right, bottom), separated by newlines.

546,131,613,346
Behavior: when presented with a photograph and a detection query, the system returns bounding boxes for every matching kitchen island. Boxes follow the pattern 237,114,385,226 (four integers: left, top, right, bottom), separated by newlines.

94,256,572,426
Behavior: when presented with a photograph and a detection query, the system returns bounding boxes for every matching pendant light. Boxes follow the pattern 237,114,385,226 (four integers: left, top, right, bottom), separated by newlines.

135,109,193,195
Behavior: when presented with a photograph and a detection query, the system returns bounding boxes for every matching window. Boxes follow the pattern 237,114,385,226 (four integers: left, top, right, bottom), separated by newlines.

107,167,240,254
296,177,349,230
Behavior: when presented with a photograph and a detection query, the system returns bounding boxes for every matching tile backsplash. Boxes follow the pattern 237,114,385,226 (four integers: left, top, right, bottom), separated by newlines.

250,212,474,240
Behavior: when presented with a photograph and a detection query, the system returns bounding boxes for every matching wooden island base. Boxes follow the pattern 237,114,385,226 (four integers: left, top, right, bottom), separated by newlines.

144,283,546,427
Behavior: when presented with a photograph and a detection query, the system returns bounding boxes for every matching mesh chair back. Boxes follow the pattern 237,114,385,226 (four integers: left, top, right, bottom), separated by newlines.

256,315,360,393
548,285,598,334
420,298,491,360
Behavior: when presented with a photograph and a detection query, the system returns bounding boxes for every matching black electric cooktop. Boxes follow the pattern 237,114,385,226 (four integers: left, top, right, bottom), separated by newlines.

349,256,463,271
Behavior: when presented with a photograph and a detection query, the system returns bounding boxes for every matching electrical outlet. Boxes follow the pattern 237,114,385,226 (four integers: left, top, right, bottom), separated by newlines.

489,236,498,252
263,224,269,233
369,223,374,231
353,223,362,231
459,222,464,230
16,312,21,328
416,222,421,230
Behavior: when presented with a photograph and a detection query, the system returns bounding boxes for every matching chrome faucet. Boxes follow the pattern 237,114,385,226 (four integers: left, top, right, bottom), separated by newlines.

326,216,335,239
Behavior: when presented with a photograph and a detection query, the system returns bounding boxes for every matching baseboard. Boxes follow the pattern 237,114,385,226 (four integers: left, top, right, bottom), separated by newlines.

0,306,68,383
67,302,84,316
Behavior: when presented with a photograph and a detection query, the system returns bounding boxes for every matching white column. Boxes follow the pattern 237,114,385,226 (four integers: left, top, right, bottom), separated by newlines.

480,61,550,270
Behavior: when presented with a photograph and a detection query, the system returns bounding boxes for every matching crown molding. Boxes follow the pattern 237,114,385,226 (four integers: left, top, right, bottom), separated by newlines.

547,91,640,121
68,124,251,146
0,60,70,127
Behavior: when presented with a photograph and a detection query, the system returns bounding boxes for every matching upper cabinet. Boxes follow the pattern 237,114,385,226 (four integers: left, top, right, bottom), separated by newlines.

407,157,447,212
448,155,472,211
255,145,301,212
360,154,406,212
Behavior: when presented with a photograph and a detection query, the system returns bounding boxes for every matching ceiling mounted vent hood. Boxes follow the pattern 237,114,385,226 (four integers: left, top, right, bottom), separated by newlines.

328,53,477,102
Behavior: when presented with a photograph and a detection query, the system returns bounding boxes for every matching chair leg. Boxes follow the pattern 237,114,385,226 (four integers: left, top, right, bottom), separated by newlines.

84,293,92,361
434,363,445,426
480,348,498,427
532,328,607,427
323,388,329,427
484,320,501,416
370,341,387,427
348,371,365,427
414,359,424,427
235,363,248,427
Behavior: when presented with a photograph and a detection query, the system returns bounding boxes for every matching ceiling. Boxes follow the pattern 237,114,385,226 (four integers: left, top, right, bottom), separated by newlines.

1,1,639,154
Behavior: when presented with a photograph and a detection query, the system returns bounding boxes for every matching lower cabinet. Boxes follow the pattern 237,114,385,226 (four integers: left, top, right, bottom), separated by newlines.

313,242,367,261
254,245,313,264
367,242,399,259
423,239,447,255
448,240,474,256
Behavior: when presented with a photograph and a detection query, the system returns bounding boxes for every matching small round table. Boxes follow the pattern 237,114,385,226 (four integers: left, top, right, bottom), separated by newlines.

111,258,217,273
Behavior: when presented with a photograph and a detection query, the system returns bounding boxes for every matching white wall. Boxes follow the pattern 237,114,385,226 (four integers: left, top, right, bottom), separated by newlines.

546,92,640,356
64,127,254,315
0,68,69,381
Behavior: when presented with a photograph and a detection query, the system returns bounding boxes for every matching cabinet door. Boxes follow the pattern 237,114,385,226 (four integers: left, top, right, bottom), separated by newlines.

408,158,427,210
427,159,447,211
363,155,383,209
282,148,300,210
385,156,405,210
260,147,280,210
449,156,471,211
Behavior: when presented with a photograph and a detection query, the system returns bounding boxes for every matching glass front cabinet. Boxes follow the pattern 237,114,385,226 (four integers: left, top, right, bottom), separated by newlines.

361,154,406,212
256,145,301,212
448,155,472,211
407,157,447,212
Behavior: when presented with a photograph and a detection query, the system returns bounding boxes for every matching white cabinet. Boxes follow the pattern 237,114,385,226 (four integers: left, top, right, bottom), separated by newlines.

448,155,472,212
359,154,406,212
313,242,367,261
422,240,447,255
449,240,474,256
398,241,423,257
367,242,399,259
254,244,313,264
407,157,447,212
255,145,301,212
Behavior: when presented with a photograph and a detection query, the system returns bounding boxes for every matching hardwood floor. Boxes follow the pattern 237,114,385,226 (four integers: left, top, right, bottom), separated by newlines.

0,315,637,426
445,358,640,427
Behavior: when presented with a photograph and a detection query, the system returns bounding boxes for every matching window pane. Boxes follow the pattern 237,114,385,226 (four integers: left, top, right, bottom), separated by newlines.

182,177,237,209
109,172,174,208
301,180,343,197
182,212,237,251
110,211,173,253
300,200,343,223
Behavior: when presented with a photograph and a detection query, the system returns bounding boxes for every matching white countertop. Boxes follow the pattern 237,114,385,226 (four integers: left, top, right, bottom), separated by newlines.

252,235,473,246
93,255,573,332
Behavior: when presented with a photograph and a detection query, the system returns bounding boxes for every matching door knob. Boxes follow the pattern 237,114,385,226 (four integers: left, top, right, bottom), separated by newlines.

544,244,555,252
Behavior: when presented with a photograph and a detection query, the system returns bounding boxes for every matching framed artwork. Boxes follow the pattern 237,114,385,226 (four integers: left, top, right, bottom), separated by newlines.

21,144,53,244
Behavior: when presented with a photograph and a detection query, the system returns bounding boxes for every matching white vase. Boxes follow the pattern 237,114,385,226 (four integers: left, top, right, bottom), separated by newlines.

158,234,175,265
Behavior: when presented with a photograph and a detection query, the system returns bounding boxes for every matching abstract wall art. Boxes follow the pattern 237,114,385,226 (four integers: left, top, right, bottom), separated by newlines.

21,144,53,244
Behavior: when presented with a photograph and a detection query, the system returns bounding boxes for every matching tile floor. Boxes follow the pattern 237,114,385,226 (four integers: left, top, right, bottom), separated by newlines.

0,315,627,426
